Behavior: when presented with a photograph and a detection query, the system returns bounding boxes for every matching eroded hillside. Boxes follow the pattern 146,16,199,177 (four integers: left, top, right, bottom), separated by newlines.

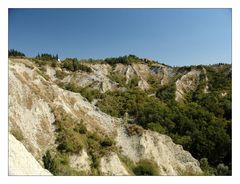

8,58,205,176
9,55,231,176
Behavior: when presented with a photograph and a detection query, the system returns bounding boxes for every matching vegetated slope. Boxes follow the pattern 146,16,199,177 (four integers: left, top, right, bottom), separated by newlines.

9,54,231,175
9,57,202,176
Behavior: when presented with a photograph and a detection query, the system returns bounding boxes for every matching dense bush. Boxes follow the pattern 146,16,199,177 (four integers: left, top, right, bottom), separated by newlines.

55,70,67,80
46,107,117,175
62,58,92,73
42,150,86,175
216,163,230,176
96,70,231,174
104,55,142,65
127,76,139,89
47,58,231,175
108,73,126,87
8,49,25,57
147,75,162,90
59,82,102,102
55,116,85,154
156,83,176,103
199,158,215,175
205,65,231,91
133,160,159,176
36,53,58,61
125,124,144,136
79,88,103,102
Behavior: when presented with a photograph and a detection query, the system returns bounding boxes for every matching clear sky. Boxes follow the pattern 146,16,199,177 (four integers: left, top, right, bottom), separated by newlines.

9,8,231,66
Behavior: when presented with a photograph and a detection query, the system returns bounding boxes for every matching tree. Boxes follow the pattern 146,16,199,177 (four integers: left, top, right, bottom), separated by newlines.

8,49,25,57
216,163,230,175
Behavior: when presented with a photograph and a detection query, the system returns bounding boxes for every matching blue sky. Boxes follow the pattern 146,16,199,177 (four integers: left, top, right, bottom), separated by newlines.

9,8,231,66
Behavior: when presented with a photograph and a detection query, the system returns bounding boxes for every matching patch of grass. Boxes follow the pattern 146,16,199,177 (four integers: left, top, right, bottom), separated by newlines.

10,127,24,141
37,70,50,81
74,120,87,134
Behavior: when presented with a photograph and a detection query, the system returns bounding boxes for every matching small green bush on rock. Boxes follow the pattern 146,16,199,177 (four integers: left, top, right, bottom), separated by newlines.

133,159,159,176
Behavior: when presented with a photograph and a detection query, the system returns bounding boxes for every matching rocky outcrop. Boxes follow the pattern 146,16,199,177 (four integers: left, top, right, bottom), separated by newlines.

9,134,52,176
69,149,91,173
9,60,56,160
116,126,201,175
100,153,129,176
9,58,202,175
202,67,209,93
175,69,201,101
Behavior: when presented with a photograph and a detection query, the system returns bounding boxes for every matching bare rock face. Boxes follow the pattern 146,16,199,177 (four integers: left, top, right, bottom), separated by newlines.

116,126,202,175
9,60,56,160
69,149,91,173
114,64,137,84
9,134,52,176
202,67,209,93
100,153,129,176
51,61,172,92
9,58,202,176
175,69,201,102
138,79,150,90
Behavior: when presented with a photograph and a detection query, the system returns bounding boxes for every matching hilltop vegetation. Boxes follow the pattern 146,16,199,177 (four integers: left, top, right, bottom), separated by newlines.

8,49,25,57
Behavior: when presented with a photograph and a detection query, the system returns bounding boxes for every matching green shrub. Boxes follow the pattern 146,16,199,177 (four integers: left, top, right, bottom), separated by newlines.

147,123,167,134
104,55,142,65
57,131,84,153
55,70,67,80
33,53,58,67
216,163,230,176
118,155,135,175
79,87,102,102
43,150,58,174
65,82,80,93
74,121,87,134
156,83,176,103
108,73,126,87
52,107,118,175
199,158,215,175
125,124,144,136
127,76,139,89
53,111,86,154
147,75,162,90
100,136,114,147
43,150,86,176
133,160,159,176
62,58,92,73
